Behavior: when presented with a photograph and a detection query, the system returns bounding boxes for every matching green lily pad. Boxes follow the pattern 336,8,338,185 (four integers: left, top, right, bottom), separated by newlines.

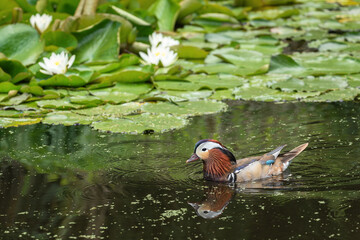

43,31,78,51
38,73,91,87
155,80,200,91
69,95,103,107
0,59,32,83
43,111,101,126
89,54,140,73
0,117,42,128
186,74,246,89
214,49,270,75
0,93,31,106
0,82,21,93
91,113,188,134
293,53,360,75
173,45,208,59
73,102,142,117
0,24,44,65
209,89,235,100
268,54,306,75
193,63,240,75
37,98,85,110
271,76,348,92
89,89,139,104
142,100,227,116
303,88,360,102
149,0,180,31
95,66,153,83
73,19,121,64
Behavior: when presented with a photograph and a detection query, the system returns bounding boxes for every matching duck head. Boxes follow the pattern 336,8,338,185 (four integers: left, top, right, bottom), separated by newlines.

186,139,236,181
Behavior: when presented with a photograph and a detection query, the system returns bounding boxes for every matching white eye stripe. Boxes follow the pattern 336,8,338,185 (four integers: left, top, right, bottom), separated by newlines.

196,142,223,152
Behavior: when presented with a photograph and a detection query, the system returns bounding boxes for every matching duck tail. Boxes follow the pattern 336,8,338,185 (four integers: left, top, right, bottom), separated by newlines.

280,143,308,170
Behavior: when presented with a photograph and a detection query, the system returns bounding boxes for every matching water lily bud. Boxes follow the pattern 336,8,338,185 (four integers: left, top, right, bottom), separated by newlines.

8,90,18,98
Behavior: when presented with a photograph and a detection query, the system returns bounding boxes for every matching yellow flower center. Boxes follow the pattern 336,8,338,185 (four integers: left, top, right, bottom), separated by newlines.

155,52,160,56
55,61,60,66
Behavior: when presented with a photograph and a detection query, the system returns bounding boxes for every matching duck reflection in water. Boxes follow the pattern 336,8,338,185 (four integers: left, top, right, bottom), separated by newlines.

189,175,290,219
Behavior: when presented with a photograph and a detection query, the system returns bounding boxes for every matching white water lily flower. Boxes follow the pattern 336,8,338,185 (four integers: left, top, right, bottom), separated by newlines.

149,32,179,48
139,46,177,67
30,13,52,33
39,52,75,75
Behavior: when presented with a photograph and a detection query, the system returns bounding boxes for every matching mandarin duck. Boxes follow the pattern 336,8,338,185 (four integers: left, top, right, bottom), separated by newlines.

186,139,308,183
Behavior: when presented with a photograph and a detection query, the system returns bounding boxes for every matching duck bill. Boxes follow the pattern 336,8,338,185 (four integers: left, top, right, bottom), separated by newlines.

186,153,200,163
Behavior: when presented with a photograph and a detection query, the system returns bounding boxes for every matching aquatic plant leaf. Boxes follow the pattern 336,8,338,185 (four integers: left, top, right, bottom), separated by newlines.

72,102,142,117
0,24,44,65
0,117,41,128
293,54,360,75
69,95,103,107
90,54,140,73
193,63,240,75
0,82,21,93
1,93,31,106
38,74,89,87
72,19,121,64
270,76,348,92
142,100,227,116
89,90,139,104
268,54,305,75
91,113,188,134
43,31,78,51
303,88,360,102
156,80,200,91
186,74,246,89
37,98,85,110
173,45,208,59
94,66,153,83
209,89,235,100
0,59,32,83
149,0,180,31
43,111,101,126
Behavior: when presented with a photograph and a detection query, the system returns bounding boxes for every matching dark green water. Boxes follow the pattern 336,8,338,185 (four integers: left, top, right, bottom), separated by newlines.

0,101,359,239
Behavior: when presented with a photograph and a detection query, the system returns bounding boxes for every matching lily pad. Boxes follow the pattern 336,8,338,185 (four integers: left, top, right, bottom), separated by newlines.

0,117,41,128
303,88,360,102
173,45,208,59
73,102,142,117
186,74,246,89
43,111,101,126
43,31,78,51
270,76,348,92
91,113,188,134
37,98,85,110
72,19,121,64
89,89,139,104
0,24,44,65
142,100,227,116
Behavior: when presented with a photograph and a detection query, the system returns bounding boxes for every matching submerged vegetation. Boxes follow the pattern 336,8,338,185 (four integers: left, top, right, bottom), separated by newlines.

0,0,360,133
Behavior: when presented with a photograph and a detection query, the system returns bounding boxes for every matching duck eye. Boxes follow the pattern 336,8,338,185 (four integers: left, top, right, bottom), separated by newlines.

203,211,209,214
202,148,207,151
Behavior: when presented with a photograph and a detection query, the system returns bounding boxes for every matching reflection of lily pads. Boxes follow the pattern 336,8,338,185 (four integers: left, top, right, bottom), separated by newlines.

142,100,227,116
91,114,188,134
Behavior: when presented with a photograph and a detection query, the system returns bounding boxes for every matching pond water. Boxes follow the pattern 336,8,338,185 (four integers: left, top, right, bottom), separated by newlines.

0,101,359,239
